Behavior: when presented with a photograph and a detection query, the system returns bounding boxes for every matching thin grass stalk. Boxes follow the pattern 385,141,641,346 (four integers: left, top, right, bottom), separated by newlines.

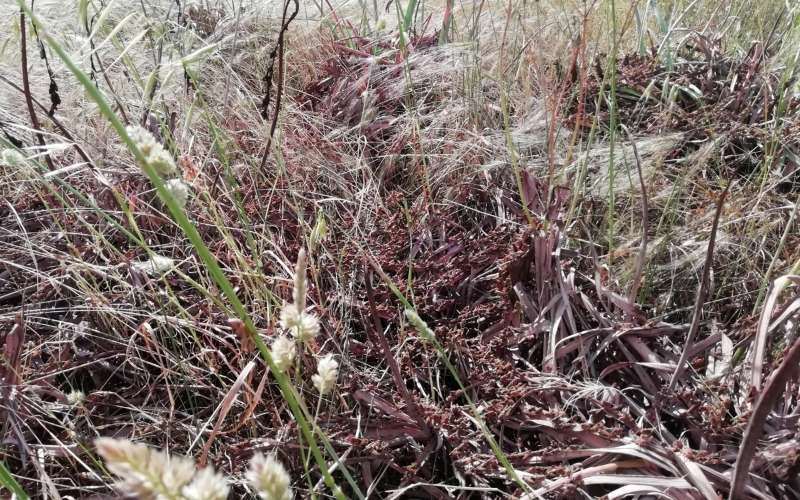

605,0,619,253
752,192,800,313
439,0,454,44
621,125,648,306
668,183,730,390
365,253,532,494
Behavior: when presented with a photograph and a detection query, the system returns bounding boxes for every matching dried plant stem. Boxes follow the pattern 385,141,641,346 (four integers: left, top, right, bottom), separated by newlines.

365,270,432,439
622,124,648,307
259,0,299,172
19,10,54,170
730,331,800,499
668,183,730,390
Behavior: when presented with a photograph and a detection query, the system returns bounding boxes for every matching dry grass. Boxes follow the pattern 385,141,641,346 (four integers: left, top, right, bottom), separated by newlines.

1,0,800,498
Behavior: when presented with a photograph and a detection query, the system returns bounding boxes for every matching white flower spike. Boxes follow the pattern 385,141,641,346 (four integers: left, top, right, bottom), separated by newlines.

95,437,195,499
292,249,307,311
165,178,191,208
126,125,177,176
246,453,292,500
312,354,339,395
271,336,296,373
182,466,230,500
279,303,320,343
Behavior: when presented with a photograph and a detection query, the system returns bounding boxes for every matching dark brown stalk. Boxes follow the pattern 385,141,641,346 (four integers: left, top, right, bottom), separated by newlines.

622,124,648,308
668,183,730,390
259,0,299,172
729,329,800,500
0,313,25,442
0,74,94,167
19,10,55,170
28,9,61,117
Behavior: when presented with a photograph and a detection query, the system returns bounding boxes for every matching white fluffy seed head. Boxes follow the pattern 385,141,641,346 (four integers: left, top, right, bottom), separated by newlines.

162,458,200,496
246,453,292,500
95,437,196,498
1,149,26,167
297,312,320,341
165,178,191,208
126,125,177,176
279,304,320,343
181,466,230,500
126,125,157,155
271,336,296,373
279,303,300,331
66,390,85,406
312,354,339,395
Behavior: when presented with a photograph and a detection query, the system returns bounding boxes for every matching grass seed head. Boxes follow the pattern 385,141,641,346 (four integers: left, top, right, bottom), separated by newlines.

165,178,191,208
95,438,196,499
246,453,293,500
271,335,297,373
1,148,26,167
292,249,307,311
404,309,436,341
66,390,85,406
133,254,176,276
181,466,230,500
312,354,339,395
126,125,177,176
279,303,320,343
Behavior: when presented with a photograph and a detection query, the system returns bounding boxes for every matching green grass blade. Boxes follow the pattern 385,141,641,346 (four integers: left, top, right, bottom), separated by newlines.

0,461,28,500
402,0,418,32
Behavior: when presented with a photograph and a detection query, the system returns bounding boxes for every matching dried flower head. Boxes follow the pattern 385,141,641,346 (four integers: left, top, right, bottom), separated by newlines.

276,250,321,343
126,125,177,176
292,249,307,311
66,390,85,406
95,437,196,499
182,466,230,500
165,178,191,208
311,354,338,395
1,148,26,167
246,453,292,500
271,336,296,373
279,303,320,343
132,254,176,276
